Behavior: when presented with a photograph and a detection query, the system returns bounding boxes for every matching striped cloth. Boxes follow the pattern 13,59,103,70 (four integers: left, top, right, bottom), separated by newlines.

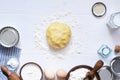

0,45,21,80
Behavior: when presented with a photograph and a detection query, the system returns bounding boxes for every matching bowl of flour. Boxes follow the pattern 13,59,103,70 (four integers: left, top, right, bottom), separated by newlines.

19,62,43,80
66,65,100,80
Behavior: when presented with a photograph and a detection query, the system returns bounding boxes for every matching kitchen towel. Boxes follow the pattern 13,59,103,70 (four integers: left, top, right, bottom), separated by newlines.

0,45,21,80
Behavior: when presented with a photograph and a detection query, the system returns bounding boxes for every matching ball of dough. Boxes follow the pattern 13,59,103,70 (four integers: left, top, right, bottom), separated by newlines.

46,22,71,49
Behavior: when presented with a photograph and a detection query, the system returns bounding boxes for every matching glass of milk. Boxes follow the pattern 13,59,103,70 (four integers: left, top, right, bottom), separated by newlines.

107,12,120,29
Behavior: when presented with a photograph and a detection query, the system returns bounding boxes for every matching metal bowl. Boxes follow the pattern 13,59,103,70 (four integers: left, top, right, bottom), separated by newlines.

98,66,113,80
0,26,20,47
110,56,120,77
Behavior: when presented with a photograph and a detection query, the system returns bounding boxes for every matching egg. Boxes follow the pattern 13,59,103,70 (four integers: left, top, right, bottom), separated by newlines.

44,69,55,80
56,69,67,80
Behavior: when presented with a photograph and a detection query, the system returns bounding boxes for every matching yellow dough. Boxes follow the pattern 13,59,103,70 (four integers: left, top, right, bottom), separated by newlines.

46,22,71,49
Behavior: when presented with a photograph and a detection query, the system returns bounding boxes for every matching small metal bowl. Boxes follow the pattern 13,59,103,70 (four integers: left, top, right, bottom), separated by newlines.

19,62,43,80
0,26,20,47
110,56,120,77
98,66,113,80
65,65,100,80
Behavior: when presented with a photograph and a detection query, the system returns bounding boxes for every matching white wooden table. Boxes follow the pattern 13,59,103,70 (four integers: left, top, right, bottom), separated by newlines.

0,0,120,79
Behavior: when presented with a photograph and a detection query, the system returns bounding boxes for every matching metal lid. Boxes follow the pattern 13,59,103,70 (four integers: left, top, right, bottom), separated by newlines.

0,26,19,47
98,66,113,80
92,2,106,17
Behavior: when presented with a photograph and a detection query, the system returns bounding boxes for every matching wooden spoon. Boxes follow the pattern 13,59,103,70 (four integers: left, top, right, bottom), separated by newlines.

1,66,21,80
84,60,104,80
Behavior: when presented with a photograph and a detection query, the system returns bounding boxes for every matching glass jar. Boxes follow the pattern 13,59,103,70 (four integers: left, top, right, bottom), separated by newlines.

107,12,120,29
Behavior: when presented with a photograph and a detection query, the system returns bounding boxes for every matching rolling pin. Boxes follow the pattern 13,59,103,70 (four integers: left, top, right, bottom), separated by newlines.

84,60,104,80
1,66,21,80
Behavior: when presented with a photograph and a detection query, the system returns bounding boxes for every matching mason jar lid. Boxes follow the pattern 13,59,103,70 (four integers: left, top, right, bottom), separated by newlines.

92,2,106,17
0,26,19,47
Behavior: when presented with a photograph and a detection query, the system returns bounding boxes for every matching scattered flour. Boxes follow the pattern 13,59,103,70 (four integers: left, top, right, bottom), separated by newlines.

33,11,87,60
